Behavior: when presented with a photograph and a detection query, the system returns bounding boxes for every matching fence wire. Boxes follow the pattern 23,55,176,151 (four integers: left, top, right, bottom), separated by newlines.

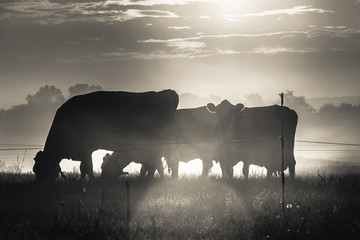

0,139,359,153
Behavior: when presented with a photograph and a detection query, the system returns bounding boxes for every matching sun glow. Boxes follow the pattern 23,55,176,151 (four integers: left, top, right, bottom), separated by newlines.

178,159,203,177
217,0,262,14
59,150,270,178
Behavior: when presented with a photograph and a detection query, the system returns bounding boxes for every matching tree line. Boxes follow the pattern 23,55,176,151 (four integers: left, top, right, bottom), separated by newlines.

0,84,359,171
0,84,359,146
0,84,103,145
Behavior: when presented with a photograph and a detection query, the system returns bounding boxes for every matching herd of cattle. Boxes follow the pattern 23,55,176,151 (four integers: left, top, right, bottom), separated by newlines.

33,90,298,182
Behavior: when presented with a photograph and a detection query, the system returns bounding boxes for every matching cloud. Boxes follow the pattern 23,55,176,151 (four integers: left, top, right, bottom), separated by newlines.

168,26,192,30
93,40,208,60
0,0,178,24
307,27,360,39
139,31,307,44
166,41,206,50
103,0,217,6
223,5,334,21
82,36,106,42
212,46,318,57
250,47,318,54
99,49,212,60
222,15,241,22
1,0,358,63
94,40,318,61
280,34,296,40
243,5,335,17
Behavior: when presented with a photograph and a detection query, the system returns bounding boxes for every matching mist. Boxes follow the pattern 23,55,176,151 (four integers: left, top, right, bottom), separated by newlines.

0,85,359,175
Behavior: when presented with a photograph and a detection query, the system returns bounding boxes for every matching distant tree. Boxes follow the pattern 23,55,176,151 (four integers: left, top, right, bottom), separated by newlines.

319,102,360,113
26,85,65,105
0,160,5,170
319,103,337,113
339,103,357,112
244,93,264,107
68,84,103,97
284,90,315,113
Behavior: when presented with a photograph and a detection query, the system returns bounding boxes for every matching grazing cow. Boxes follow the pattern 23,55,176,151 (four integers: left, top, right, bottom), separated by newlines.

207,100,298,180
33,90,179,182
166,106,220,178
102,106,220,178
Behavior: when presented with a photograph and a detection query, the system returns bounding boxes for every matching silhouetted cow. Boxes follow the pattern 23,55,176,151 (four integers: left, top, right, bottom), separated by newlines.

207,100,297,180
166,106,219,178
33,90,179,182
102,106,219,178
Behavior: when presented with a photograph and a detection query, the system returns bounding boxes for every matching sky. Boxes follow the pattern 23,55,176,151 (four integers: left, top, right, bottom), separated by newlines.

1,0,360,109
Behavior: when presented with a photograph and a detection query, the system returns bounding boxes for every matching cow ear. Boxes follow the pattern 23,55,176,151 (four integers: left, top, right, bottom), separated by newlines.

206,103,216,113
34,150,43,162
235,103,244,112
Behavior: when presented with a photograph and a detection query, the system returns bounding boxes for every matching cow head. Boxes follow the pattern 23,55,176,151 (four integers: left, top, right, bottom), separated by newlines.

101,153,129,181
33,150,60,182
207,100,244,139
207,100,244,121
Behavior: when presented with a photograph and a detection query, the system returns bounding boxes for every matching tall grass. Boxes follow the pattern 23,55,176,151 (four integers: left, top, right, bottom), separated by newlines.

0,172,359,239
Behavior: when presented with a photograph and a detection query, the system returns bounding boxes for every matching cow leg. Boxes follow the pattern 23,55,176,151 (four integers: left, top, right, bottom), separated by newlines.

80,157,94,182
220,162,232,178
289,162,296,181
140,162,158,178
156,157,164,178
87,155,94,182
146,165,156,178
140,164,148,177
266,167,274,179
165,156,179,178
170,161,179,178
143,157,164,178
144,160,161,179
80,162,86,182
201,159,211,177
226,163,234,178
229,165,234,178
266,170,272,179
242,162,249,180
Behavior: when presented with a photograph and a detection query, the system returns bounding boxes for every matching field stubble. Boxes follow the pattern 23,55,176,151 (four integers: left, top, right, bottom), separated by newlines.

0,171,359,240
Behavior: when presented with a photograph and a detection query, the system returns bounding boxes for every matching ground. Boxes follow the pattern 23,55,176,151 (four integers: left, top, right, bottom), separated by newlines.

0,168,360,239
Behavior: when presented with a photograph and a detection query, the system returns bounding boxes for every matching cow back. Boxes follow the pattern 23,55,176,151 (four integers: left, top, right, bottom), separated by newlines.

44,90,179,157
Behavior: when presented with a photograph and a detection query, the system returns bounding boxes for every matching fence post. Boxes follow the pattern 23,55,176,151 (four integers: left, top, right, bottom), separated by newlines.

125,179,130,233
279,93,285,214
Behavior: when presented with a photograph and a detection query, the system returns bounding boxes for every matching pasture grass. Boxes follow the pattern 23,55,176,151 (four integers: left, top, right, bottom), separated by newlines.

0,171,359,240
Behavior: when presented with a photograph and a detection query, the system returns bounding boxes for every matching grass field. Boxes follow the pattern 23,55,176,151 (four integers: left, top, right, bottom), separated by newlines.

0,170,360,240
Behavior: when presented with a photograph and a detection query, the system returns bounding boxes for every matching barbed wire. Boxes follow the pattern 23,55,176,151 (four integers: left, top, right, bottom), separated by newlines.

296,140,360,147
295,150,360,152
0,139,359,151
0,147,43,151
0,144,43,147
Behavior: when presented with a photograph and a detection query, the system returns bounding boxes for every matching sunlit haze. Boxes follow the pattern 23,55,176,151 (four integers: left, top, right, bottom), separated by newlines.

1,0,360,176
